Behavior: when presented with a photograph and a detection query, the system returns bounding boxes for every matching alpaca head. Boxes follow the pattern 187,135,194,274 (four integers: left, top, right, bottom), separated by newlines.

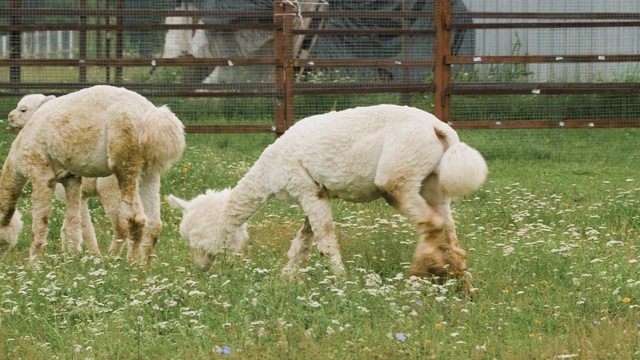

8,94,56,126
167,189,248,272
0,210,24,259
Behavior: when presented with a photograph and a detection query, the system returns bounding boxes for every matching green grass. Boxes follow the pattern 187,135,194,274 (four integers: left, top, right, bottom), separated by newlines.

0,129,639,359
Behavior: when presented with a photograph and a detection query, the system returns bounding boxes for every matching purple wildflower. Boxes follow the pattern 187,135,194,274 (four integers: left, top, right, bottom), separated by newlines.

218,346,231,355
395,333,407,342
593,321,601,325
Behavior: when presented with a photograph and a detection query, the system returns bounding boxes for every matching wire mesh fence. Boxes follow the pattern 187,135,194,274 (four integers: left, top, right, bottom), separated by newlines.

0,0,639,160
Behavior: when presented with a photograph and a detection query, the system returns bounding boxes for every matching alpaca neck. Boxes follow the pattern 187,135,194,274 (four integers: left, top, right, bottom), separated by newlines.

225,160,274,226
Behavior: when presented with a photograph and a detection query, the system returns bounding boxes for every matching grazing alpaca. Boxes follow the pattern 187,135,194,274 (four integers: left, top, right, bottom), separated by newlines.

1,85,185,264
168,104,487,291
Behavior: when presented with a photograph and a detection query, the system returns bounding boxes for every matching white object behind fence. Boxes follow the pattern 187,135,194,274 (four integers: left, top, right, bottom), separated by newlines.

0,31,74,59
463,0,640,81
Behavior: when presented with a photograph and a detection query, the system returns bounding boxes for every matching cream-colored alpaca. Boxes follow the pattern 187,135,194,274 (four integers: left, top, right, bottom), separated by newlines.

168,104,487,292
9,100,167,258
1,85,185,264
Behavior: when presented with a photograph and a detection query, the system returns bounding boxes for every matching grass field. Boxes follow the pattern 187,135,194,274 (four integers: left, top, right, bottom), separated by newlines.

0,128,638,359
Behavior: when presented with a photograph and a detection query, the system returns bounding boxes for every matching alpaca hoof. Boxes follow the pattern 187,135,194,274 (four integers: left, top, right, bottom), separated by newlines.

282,264,306,279
0,243,13,259
456,276,474,296
140,247,155,266
409,244,471,294
330,263,345,276
281,266,297,279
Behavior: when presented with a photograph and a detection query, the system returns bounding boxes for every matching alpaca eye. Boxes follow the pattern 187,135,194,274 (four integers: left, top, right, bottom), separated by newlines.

20,109,26,113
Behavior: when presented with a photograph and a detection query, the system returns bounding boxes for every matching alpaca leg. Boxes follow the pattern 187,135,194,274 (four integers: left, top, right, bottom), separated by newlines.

420,174,459,246
0,161,28,258
375,178,445,236
282,217,314,277
412,174,471,291
59,176,84,254
115,173,146,264
297,194,344,275
29,177,57,263
80,196,100,254
375,175,455,281
138,172,161,265
106,209,127,257
107,115,146,264
96,177,127,256
56,185,69,253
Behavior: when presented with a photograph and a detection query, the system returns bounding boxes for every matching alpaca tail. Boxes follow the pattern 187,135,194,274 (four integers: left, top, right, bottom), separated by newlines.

438,141,488,198
138,105,186,174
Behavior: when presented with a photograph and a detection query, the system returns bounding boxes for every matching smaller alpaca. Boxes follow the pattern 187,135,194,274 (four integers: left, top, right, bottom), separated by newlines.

1,86,185,264
168,104,487,291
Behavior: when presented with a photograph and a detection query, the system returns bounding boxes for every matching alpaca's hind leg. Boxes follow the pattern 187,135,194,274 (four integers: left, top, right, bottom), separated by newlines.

115,173,146,264
375,175,458,283
282,217,314,277
107,114,146,264
297,193,344,275
29,176,57,263
375,178,444,236
138,172,161,265
412,174,471,292
59,176,84,254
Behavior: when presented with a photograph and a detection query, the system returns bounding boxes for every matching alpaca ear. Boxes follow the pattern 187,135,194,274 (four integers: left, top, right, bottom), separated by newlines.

166,195,188,211
39,95,56,107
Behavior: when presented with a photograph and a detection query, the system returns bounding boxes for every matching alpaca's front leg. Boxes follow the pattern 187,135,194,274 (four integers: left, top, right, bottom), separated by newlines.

282,217,314,277
59,176,84,253
79,196,100,254
298,195,344,275
29,177,56,263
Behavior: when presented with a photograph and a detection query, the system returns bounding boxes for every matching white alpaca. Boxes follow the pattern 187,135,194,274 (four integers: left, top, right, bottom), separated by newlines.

168,104,487,290
9,97,172,258
1,85,186,264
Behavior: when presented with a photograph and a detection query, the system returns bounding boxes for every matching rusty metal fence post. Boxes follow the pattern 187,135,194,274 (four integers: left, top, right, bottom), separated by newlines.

79,0,87,83
433,0,452,122
115,0,124,83
274,1,296,136
274,2,286,136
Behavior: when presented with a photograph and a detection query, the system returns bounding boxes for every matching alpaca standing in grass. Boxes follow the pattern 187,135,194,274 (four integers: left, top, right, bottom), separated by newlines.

9,97,177,259
1,85,185,264
168,104,487,291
